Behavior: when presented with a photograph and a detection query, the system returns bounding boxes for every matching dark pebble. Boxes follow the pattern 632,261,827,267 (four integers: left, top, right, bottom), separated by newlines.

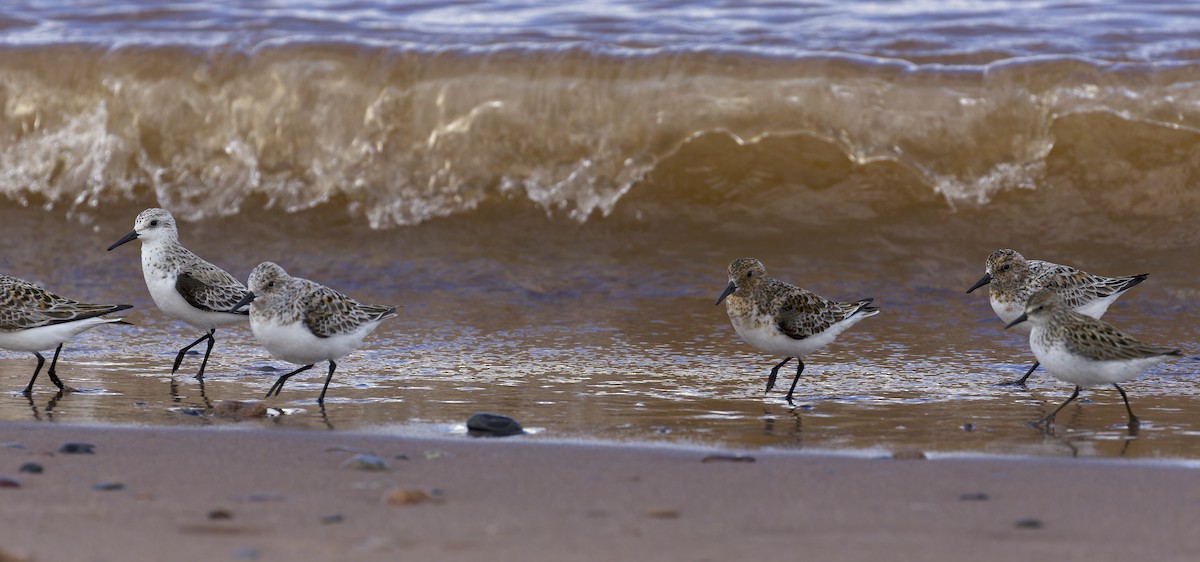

94,482,125,491
394,453,410,460
18,462,43,474
961,423,975,432
700,455,756,463
179,408,203,416
208,509,233,520
0,476,19,488
1015,518,1043,529
320,513,345,525
959,493,989,501
58,442,95,454
466,413,524,437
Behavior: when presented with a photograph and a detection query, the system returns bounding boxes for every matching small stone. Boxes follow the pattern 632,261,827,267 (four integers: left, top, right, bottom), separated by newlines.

58,442,95,454
0,476,19,488
466,413,524,437
1015,518,1043,529
93,482,125,491
179,408,203,416
342,454,389,472
701,454,756,463
959,493,989,501
208,509,233,520
383,488,434,506
646,508,681,519
212,400,268,419
18,463,43,474
891,449,927,460
320,513,345,525
961,423,975,432
393,453,409,461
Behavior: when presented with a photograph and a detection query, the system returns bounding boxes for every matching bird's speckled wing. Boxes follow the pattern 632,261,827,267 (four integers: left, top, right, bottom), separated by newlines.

301,284,396,338
0,275,130,330
176,262,250,314
1062,312,1180,361
1029,261,1145,309
774,283,866,340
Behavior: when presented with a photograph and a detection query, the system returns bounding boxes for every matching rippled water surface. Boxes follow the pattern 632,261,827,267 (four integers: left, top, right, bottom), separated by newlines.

0,206,1196,460
1,1,1199,459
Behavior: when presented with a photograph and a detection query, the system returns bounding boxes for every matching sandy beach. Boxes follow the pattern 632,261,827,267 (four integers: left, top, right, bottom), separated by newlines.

0,423,1196,562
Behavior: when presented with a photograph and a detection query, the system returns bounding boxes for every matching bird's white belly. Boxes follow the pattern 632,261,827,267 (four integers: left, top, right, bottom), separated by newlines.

0,318,119,353
1030,334,1163,387
145,272,245,330
251,319,368,365
730,314,846,358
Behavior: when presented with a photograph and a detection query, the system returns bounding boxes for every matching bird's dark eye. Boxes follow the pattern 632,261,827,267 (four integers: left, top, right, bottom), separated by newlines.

1001,264,1011,271
747,271,754,278
267,281,275,289
149,220,159,227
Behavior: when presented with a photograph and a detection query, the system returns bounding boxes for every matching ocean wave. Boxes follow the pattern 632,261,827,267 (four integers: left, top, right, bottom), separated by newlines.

1,45,1199,228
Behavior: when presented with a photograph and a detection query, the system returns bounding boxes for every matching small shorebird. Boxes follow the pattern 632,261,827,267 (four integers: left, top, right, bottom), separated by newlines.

0,274,131,394
231,262,396,405
967,249,1147,385
107,208,250,378
716,258,879,405
1006,289,1180,429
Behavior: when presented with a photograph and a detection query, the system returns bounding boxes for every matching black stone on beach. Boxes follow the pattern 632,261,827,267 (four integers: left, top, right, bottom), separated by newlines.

58,443,95,454
467,413,524,437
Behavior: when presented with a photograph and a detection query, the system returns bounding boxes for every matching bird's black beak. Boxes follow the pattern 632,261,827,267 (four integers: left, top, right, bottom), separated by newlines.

966,272,992,294
1004,313,1028,329
107,230,139,251
715,281,737,305
229,292,256,313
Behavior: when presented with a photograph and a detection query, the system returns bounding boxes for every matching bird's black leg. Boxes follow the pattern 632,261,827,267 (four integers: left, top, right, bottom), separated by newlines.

1033,385,1081,427
1001,361,1040,386
265,364,315,399
194,329,217,379
172,330,216,377
316,361,337,405
764,357,792,393
45,344,68,391
1114,383,1140,429
22,352,46,396
785,359,807,405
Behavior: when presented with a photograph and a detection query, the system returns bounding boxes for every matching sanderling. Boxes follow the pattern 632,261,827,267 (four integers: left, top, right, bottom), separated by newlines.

230,262,397,405
1006,289,1180,429
0,274,131,394
716,258,879,405
967,248,1147,385
107,208,250,378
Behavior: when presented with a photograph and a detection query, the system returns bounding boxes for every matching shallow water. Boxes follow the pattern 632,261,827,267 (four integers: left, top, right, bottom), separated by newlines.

0,205,1196,460
1,1,1200,459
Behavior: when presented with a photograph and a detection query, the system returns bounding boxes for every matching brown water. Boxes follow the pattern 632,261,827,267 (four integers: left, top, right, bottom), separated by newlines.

2,1,1200,459
0,201,1196,460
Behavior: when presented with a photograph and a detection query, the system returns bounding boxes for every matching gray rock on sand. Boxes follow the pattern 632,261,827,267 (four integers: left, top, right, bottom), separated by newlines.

341,453,389,471
466,413,523,436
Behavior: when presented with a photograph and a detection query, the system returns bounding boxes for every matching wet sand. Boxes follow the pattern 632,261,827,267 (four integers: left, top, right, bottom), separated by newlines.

0,423,1197,562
